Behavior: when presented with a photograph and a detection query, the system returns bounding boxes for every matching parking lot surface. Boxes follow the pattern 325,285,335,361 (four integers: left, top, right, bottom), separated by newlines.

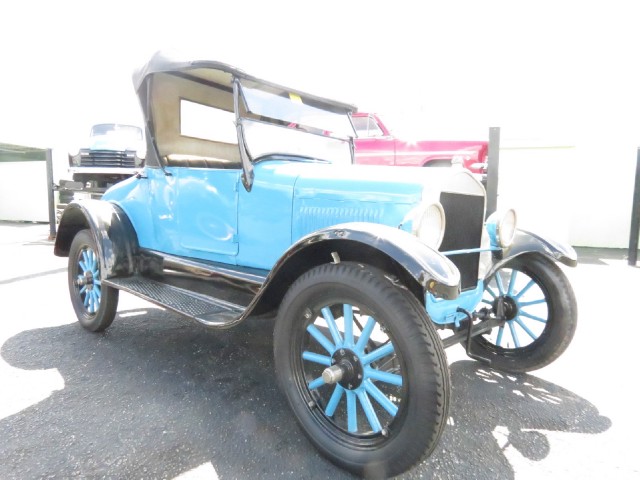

0,221,638,479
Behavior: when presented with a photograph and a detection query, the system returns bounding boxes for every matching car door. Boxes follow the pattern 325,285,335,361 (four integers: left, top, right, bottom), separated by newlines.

175,167,240,259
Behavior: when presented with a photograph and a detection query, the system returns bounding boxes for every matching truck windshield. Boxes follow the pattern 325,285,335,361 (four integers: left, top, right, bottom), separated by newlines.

90,124,143,140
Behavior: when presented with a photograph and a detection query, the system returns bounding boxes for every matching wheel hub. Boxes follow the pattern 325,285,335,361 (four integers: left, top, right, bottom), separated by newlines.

323,348,364,390
493,295,518,321
75,271,94,288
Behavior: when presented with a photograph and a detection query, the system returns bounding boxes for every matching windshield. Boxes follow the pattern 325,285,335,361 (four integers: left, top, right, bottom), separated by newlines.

351,115,384,138
90,124,143,141
239,81,355,164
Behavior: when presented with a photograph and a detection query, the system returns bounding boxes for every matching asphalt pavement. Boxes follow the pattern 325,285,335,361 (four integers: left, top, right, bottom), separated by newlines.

0,221,638,479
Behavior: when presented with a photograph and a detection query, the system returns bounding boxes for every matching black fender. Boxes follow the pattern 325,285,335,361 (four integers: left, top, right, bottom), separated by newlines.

247,222,461,317
487,229,578,278
54,200,139,278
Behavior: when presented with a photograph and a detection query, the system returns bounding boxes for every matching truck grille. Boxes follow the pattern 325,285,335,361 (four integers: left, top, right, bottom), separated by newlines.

80,150,136,168
439,192,484,290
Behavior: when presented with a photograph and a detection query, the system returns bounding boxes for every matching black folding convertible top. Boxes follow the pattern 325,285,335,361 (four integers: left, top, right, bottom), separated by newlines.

132,51,357,113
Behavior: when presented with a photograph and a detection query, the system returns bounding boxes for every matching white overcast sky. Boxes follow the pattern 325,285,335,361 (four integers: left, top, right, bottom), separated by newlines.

1,0,639,148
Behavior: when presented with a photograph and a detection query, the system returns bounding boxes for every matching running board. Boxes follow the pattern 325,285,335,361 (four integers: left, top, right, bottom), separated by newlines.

104,276,245,328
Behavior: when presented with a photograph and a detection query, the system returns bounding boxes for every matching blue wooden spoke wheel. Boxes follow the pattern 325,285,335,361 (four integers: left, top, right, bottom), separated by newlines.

68,230,119,332
471,254,577,373
274,262,449,477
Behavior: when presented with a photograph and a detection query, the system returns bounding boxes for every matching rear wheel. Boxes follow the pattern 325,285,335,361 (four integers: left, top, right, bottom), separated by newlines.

274,262,449,478
68,229,119,332
470,254,577,372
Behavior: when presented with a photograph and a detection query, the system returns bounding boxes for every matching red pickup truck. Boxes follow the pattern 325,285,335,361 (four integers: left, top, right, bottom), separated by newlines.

351,112,488,179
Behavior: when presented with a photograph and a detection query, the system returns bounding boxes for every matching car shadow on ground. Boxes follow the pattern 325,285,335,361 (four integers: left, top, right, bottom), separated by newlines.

0,310,611,479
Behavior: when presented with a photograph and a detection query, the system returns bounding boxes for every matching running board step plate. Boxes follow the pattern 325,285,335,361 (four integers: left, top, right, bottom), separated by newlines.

104,276,245,328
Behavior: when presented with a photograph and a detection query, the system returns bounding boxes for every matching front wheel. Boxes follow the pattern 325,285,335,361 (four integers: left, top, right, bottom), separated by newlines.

274,262,449,478
68,229,119,332
470,254,577,373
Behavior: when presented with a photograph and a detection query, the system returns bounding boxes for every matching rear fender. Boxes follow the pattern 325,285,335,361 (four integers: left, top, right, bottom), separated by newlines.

54,200,139,278
248,222,461,316
488,229,577,278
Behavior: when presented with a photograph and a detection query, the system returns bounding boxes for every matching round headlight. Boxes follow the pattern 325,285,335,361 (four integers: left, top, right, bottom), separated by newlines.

415,202,446,249
486,208,517,248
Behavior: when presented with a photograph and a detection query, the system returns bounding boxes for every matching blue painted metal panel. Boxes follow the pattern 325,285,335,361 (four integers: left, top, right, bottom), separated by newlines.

236,161,298,269
176,168,240,257
426,280,485,325
102,171,158,248
105,166,240,263
292,164,423,242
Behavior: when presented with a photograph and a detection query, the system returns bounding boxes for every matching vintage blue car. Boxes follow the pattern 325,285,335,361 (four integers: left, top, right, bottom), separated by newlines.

54,52,578,478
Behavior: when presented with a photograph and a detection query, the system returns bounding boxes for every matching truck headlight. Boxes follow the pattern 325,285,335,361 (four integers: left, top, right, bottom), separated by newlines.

414,202,446,249
486,208,517,248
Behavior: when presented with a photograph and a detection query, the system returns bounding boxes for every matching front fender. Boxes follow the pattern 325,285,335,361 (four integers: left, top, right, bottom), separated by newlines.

54,200,139,278
488,229,577,277
247,222,461,317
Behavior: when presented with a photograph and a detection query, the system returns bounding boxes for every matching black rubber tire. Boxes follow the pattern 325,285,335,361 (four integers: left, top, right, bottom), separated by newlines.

470,254,577,373
68,229,119,332
274,262,449,478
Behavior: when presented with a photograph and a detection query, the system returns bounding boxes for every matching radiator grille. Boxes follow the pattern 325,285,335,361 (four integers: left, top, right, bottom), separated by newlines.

439,192,484,290
80,150,136,168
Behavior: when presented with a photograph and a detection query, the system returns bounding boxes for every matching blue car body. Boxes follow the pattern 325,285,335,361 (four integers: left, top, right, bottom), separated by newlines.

53,52,579,477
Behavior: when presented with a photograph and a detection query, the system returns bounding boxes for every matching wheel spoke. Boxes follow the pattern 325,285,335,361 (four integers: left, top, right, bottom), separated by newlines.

514,317,539,341
507,320,521,348
519,298,546,307
302,351,332,366
354,316,376,353
485,285,498,299
90,251,98,272
495,325,505,346
86,250,94,271
321,307,343,347
88,291,96,313
346,391,357,433
365,367,402,386
92,290,99,313
356,389,382,433
362,342,394,366
514,279,536,300
495,272,507,295
507,270,518,296
343,304,354,347
308,375,325,390
83,291,90,307
81,250,90,271
364,379,399,417
324,384,344,417
519,310,547,323
306,324,335,354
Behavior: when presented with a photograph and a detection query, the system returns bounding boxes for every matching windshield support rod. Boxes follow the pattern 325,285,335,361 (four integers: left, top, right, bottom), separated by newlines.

233,77,254,192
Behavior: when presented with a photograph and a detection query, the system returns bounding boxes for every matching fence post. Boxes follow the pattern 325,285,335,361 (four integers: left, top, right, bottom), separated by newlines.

628,147,640,266
485,127,500,218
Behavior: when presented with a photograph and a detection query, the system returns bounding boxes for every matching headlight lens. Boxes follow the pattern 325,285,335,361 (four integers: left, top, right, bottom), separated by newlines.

415,202,446,249
486,208,517,248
